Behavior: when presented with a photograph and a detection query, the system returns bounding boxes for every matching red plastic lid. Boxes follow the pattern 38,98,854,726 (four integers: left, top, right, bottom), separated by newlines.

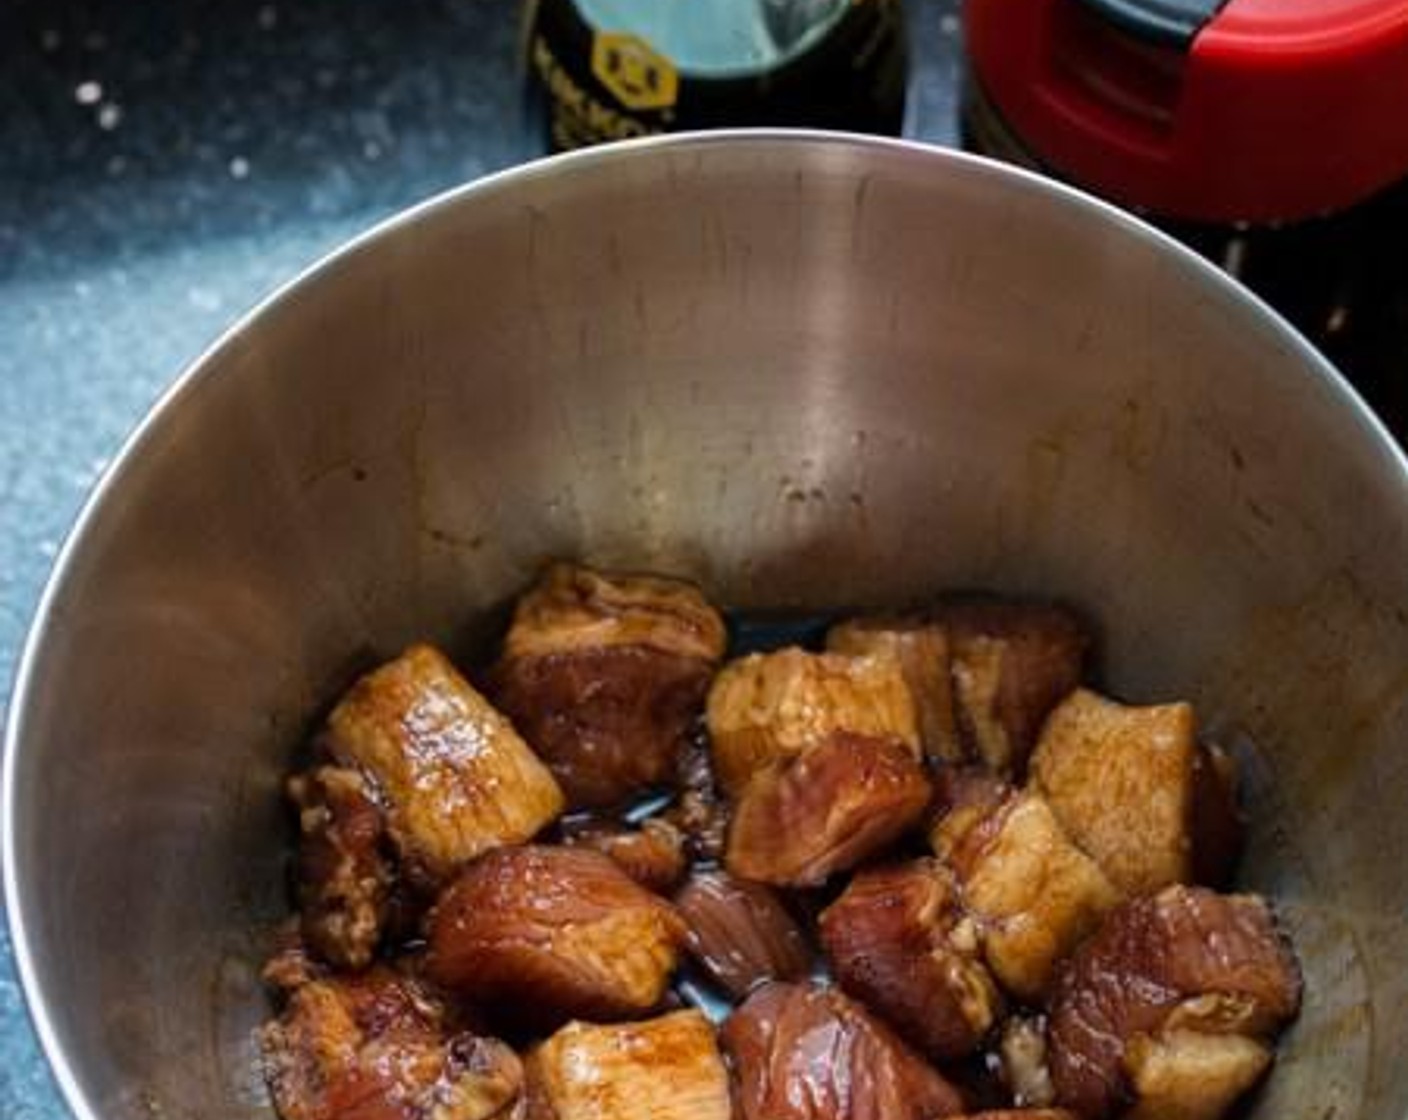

965,0,1408,223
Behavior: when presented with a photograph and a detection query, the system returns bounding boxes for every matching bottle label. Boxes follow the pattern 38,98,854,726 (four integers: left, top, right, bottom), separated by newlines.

529,24,670,149
591,32,680,112
527,0,906,152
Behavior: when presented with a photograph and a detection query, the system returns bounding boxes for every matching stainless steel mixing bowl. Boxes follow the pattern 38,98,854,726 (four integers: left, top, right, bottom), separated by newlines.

5,132,1406,1120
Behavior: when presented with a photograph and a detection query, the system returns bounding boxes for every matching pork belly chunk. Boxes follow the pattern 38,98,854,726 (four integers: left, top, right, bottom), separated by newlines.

425,845,686,1031
288,766,393,970
321,644,564,886
1030,689,1243,895
561,816,687,895
492,563,726,809
260,966,523,1120
819,859,1002,1061
706,647,920,798
826,599,1087,779
931,787,1120,1001
827,616,962,763
1048,885,1301,1120
709,648,930,885
725,729,932,886
721,981,966,1120
526,1010,730,1120
674,870,812,999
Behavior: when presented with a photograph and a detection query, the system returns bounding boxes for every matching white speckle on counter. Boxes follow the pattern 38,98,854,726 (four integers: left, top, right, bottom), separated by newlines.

74,81,104,105
96,103,123,130
187,287,223,311
229,155,251,179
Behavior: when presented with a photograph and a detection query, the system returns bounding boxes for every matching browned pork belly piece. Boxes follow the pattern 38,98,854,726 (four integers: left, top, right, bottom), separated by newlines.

561,816,688,894
425,845,686,1031
819,859,1002,1062
932,787,1120,1001
1048,885,1302,1120
260,966,523,1120
706,647,921,798
721,981,966,1120
674,870,812,999
930,597,1088,779
708,648,929,885
827,616,962,763
725,729,932,886
320,644,564,887
825,598,1087,779
490,563,726,809
525,1010,731,1120
1029,690,1244,895
287,766,392,970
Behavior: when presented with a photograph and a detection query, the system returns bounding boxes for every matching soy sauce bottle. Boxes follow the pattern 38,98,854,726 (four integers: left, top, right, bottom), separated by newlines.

523,0,907,152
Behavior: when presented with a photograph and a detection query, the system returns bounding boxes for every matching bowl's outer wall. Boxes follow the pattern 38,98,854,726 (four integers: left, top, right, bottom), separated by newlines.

6,135,1406,1120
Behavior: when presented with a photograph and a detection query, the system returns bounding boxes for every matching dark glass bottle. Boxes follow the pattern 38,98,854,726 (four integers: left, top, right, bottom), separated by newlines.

523,0,907,152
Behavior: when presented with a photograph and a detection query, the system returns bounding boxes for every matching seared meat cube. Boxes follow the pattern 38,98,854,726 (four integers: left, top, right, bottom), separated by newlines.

998,1017,1056,1108
725,730,932,886
707,648,928,885
706,648,921,798
825,599,1087,779
491,563,726,809
425,845,686,1030
819,859,1002,1061
1029,690,1196,895
827,617,962,763
260,966,523,1120
721,981,966,1120
1124,1029,1271,1120
931,597,1088,779
288,766,392,970
1048,885,1301,1120
932,788,1119,1001
1030,690,1244,895
526,1010,731,1120
674,870,812,999
562,817,688,894
322,644,564,884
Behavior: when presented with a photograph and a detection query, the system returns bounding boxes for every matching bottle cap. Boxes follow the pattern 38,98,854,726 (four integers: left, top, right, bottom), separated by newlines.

965,0,1408,222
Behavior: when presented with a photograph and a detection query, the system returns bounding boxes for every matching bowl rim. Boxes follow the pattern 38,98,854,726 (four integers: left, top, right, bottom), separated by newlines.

5,127,1404,1120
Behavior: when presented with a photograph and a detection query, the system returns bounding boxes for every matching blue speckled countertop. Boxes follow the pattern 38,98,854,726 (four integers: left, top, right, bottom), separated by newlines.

0,2,964,1114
